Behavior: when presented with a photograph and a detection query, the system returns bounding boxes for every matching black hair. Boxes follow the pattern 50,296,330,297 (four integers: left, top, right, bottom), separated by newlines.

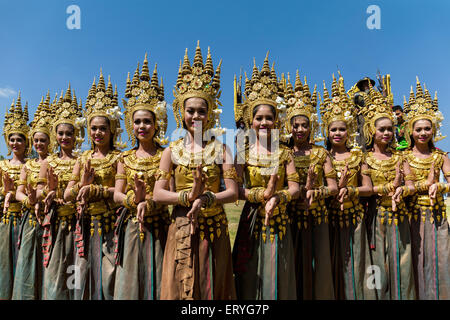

392,105,403,112
8,133,26,142
252,104,276,118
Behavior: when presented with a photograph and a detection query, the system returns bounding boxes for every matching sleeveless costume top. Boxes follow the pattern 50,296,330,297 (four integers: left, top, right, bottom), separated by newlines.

0,160,24,226
403,148,447,223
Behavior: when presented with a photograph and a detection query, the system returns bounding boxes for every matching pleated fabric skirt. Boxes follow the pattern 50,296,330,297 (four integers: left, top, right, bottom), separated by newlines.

0,204,21,300
161,206,236,300
42,206,77,300
410,205,449,300
233,202,296,300
12,210,44,300
366,205,416,300
73,214,116,300
114,208,169,300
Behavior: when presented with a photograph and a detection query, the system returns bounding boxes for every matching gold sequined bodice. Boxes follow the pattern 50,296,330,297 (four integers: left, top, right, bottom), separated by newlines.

244,145,291,191
365,151,402,186
170,138,224,193
47,154,77,200
404,149,444,183
25,159,43,188
332,149,363,188
293,145,327,187
121,148,163,196
0,159,24,191
79,150,121,189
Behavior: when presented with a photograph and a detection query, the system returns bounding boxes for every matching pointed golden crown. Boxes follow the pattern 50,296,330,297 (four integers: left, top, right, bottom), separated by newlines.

3,91,30,153
51,84,85,151
360,81,396,147
30,91,53,144
84,69,125,149
123,53,168,146
404,76,445,143
319,73,359,148
281,70,320,143
173,41,223,132
239,53,285,129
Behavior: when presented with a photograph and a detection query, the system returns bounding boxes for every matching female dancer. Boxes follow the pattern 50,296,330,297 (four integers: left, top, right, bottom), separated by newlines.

13,93,52,299
284,72,337,300
403,79,449,300
0,94,29,299
153,43,237,300
361,84,416,300
319,74,374,300
37,86,84,300
64,72,123,300
232,56,300,300
113,55,170,299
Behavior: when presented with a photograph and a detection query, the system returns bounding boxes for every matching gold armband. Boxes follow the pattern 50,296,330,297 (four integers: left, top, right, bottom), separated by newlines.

178,189,191,207
414,181,428,193
202,191,217,208
248,187,265,203
69,174,80,183
37,178,48,185
361,169,371,176
123,190,137,209
155,169,171,181
401,186,411,197
286,172,300,183
70,183,80,198
115,173,127,181
324,168,337,179
16,180,27,186
276,189,292,206
444,171,450,178
404,174,416,181
222,167,238,181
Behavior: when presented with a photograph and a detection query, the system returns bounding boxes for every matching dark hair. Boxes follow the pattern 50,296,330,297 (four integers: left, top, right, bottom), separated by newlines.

252,104,276,118
90,116,115,150
392,105,403,112
286,115,311,148
56,123,75,133
8,133,26,142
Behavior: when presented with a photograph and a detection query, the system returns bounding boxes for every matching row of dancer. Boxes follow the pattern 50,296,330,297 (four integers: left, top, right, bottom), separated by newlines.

0,43,448,300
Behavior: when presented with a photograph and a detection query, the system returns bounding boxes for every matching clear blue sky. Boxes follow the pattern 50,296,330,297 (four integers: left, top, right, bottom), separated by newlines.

1,0,449,155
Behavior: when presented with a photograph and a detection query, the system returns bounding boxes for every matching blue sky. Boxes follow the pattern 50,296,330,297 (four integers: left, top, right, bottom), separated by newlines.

1,0,449,155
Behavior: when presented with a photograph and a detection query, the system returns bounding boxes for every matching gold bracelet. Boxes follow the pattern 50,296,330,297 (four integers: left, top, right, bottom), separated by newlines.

178,190,191,207
155,169,171,181
103,187,109,199
16,179,27,186
37,178,48,185
23,196,31,209
404,174,416,181
401,186,410,197
203,191,216,208
69,174,80,183
115,174,127,181
146,199,155,212
223,167,238,181
123,190,137,209
286,172,300,183
324,168,337,179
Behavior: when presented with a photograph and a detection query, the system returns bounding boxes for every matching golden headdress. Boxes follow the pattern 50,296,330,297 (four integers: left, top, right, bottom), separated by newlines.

236,53,287,132
360,82,396,147
3,92,30,155
84,70,126,149
51,84,85,152
29,91,53,143
319,73,359,149
123,53,168,146
403,76,445,144
282,70,320,143
173,41,223,133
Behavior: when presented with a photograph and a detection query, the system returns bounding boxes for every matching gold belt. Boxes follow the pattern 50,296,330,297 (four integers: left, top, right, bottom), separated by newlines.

87,201,116,216
57,204,76,217
199,204,224,218
7,202,22,213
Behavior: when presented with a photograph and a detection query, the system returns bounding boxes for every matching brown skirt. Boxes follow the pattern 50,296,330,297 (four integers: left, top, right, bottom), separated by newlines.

160,206,236,300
